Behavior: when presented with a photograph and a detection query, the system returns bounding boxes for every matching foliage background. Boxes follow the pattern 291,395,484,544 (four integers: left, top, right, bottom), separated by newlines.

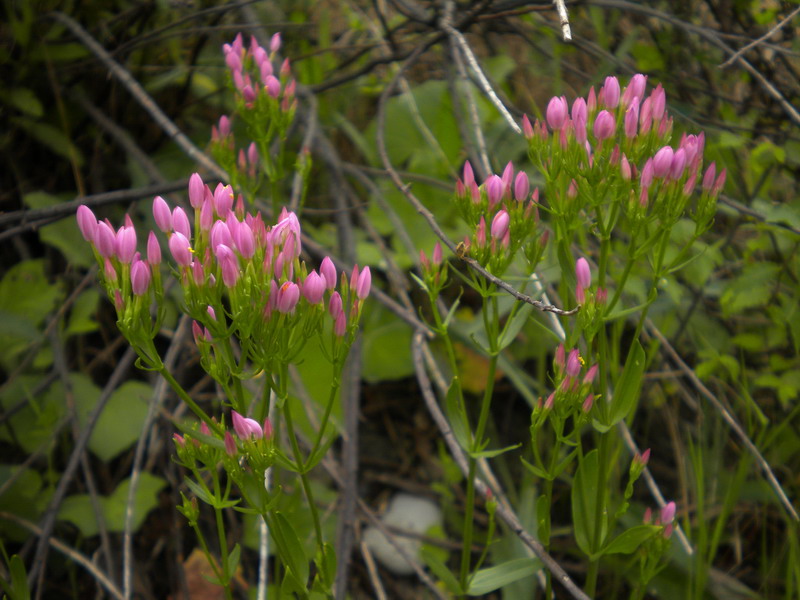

1,0,799,598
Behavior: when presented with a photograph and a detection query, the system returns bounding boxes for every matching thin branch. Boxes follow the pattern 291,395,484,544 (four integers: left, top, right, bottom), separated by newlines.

646,320,799,521
375,44,575,316
47,11,226,180
553,0,572,41
719,6,800,68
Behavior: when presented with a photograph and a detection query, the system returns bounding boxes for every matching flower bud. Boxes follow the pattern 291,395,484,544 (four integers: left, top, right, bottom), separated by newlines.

329,291,343,318
640,158,654,189
650,84,666,121
303,271,325,304
621,154,632,180
490,210,510,241
593,110,616,140
670,148,687,180
485,175,503,208
583,364,598,385
234,221,255,258
188,173,204,209
702,162,716,190
432,241,443,267
131,260,151,295
622,73,647,106
566,349,581,377
576,257,591,290
334,311,347,337
546,96,568,130
168,232,193,266
712,169,726,195
602,76,620,108
211,221,233,252
554,344,565,370
624,97,639,139
116,226,137,263
652,146,674,178
270,32,281,53
224,431,237,456
582,394,594,413
514,171,530,202
76,205,98,242
172,207,191,238
146,231,161,265
95,222,117,258
660,501,676,524
320,256,337,289
265,74,281,98
522,114,533,139
215,245,239,288
214,184,234,216
277,281,300,313
356,266,371,300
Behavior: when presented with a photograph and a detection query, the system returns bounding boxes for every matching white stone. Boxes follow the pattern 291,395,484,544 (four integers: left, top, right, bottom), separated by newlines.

363,493,442,575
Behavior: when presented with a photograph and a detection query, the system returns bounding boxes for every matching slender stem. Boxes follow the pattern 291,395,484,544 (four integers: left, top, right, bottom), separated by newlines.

308,369,342,461
282,401,325,558
158,367,222,435
212,471,234,600
585,430,611,596
459,456,477,593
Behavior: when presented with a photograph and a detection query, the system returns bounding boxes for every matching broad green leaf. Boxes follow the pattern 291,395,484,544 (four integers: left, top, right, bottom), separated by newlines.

720,263,780,317
420,546,462,595
270,511,309,588
361,312,413,382
65,288,100,336
497,301,534,351
571,449,605,556
12,117,84,165
0,87,43,117
521,458,551,480
58,473,165,537
604,341,645,428
601,525,657,555
467,558,539,596
226,543,241,578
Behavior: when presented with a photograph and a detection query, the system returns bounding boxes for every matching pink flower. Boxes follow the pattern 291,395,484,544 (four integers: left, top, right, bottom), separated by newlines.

168,232,192,266
320,256,337,289
593,110,616,140
76,205,97,242
95,222,116,257
522,115,533,139
582,394,594,413
660,501,676,524
621,154,632,180
116,226,137,263
475,216,486,247
224,431,237,456
232,410,263,440
215,244,239,287
583,364,598,385
234,221,255,258
153,196,172,232
265,75,281,98
566,349,581,377
514,171,529,202
432,241,443,266
624,97,639,139
622,74,647,106
554,344,565,370
329,291,343,318
214,184,234,216
270,32,281,53
303,271,325,304
334,311,347,337
670,148,687,180
712,169,726,195
602,76,620,108
490,210,510,240
172,207,191,238
575,257,591,290
652,146,674,178
356,266,371,300
188,173,205,209
650,84,666,121
702,162,716,191
485,174,504,207
147,231,161,265
546,96,569,130
277,281,300,313
130,260,151,296
640,158,654,189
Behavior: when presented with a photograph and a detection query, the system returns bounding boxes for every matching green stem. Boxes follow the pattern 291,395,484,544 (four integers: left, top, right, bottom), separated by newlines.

212,471,234,599
459,456,477,594
158,367,222,436
308,369,342,462
282,401,325,561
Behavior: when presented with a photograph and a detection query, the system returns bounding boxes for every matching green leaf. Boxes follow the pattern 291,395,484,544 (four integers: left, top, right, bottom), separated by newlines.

720,263,780,317
58,473,166,537
604,341,645,428
601,525,657,555
497,300,534,351
521,458,551,480
270,512,309,588
76,380,152,462
571,449,604,556
444,377,472,452
226,543,241,577
65,289,100,336
362,312,413,382
0,87,43,117
420,546,462,595
12,117,84,165
467,558,539,595
469,443,521,459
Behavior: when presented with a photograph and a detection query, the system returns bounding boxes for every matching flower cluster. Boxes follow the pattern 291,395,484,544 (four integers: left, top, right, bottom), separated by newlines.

212,33,297,194
77,174,370,379
526,74,726,234
453,161,547,276
573,257,606,341
532,344,598,426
